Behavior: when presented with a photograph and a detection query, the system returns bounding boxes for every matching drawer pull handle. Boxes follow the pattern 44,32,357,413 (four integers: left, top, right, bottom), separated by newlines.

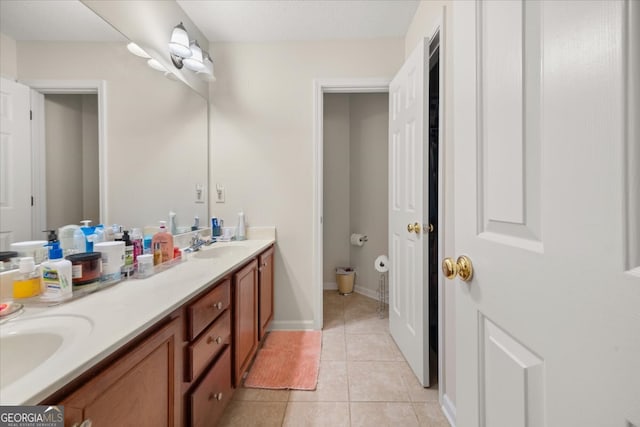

206,336,224,345
211,301,223,310
208,392,223,401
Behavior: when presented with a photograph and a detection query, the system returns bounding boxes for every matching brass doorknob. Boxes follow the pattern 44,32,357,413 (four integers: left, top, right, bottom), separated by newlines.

441,255,474,282
427,224,434,233
413,222,421,234
407,223,415,233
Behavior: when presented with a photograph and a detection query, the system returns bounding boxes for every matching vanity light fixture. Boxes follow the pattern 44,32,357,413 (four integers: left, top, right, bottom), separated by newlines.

198,52,216,82
168,22,215,79
168,22,192,58
147,58,167,72
183,40,206,72
126,42,150,59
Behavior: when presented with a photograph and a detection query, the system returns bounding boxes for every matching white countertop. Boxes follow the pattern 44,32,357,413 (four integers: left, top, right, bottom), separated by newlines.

0,233,275,405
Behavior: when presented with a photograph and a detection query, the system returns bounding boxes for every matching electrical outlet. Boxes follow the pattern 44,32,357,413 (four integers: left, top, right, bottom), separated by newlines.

216,184,225,203
195,184,205,204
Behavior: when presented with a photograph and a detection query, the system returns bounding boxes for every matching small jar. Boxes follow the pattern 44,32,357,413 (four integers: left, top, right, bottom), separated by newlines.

137,254,154,278
66,252,102,286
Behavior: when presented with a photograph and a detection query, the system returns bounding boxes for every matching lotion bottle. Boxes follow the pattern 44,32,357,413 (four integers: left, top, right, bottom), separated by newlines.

151,221,174,264
41,240,73,301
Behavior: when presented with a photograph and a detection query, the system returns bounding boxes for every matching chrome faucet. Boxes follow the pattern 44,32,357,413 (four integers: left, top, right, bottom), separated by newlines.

185,233,207,252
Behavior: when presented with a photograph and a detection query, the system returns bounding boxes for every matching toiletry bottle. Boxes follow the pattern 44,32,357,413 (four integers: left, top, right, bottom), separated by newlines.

143,235,153,255
12,257,42,299
59,224,81,255
169,211,178,235
211,217,221,238
152,221,174,263
94,224,105,243
121,230,134,277
153,242,162,266
236,211,247,241
80,220,97,252
73,226,86,252
192,216,200,231
41,238,73,301
131,228,144,267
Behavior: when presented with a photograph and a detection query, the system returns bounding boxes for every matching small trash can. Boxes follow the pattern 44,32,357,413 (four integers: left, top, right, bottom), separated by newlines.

336,267,355,295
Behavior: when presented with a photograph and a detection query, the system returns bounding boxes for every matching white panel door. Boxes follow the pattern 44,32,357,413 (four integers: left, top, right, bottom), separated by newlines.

452,1,640,426
0,78,31,251
388,38,430,386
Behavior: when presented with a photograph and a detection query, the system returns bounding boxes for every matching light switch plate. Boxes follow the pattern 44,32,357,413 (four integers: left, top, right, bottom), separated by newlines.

216,184,225,203
195,184,205,204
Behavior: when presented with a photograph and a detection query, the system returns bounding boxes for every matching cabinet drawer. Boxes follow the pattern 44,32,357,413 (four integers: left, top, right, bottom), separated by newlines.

188,278,230,340
190,346,233,427
188,310,231,381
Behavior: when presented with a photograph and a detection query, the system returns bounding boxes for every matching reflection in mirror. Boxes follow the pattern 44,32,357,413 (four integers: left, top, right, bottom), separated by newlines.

0,0,208,252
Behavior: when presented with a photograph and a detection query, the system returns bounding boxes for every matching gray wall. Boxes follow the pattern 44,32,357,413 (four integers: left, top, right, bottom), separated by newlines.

323,93,389,296
44,94,98,229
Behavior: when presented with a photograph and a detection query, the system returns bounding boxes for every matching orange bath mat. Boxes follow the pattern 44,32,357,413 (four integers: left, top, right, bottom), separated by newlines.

244,331,322,390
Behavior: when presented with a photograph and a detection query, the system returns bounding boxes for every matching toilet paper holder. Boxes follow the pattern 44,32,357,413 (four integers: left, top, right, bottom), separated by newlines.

350,233,368,246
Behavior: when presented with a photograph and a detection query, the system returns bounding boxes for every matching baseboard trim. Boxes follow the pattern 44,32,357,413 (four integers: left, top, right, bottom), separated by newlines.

269,320,317,331
323,281,337,290
353,285,380,300
324,282,386,301
442,393,456,427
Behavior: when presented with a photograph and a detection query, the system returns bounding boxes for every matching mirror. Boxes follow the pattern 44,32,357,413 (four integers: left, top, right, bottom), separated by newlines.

0,1,208,251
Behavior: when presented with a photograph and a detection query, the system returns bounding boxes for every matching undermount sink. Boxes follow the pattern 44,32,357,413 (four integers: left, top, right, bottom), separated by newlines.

194,242,254,260
0,314,93,389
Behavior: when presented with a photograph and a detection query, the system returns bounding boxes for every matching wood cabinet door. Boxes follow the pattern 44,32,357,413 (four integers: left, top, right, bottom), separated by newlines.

258,246,274,340
233,259,258,386
61,317,181,427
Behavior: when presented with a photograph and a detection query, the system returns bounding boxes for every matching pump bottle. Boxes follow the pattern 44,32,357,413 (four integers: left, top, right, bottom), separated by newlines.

41,236,73,301
13,257,42,299
151,221,174,264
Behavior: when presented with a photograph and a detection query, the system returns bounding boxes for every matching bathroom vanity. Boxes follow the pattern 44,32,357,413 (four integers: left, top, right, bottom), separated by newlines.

0,233,275,427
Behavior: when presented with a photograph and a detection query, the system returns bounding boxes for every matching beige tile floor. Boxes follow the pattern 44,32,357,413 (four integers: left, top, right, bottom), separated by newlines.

219,291,449,427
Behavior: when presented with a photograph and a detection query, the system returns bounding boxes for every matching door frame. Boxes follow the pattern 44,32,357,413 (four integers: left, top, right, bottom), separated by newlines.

312,77,391,331
311,51,448,405
23,79,107,235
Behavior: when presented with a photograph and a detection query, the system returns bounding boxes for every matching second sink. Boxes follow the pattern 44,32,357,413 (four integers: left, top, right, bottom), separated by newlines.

194,242,254,260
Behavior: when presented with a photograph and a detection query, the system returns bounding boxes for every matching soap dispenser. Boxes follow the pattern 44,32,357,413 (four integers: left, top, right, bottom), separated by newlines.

40,231,73,301
151,221,174,264
236,211,247,241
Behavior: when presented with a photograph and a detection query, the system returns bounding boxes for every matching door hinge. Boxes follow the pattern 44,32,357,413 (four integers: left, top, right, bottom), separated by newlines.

31,196,34,206
30,110,32,120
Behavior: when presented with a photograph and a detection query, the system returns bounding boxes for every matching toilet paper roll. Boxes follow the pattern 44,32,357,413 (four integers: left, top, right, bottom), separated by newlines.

374,255,389,273
350,233,367,247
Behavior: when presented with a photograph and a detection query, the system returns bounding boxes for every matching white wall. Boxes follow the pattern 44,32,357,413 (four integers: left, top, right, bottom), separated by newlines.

0,33,17,79
323,94,351,285
16,42,208,231
209,39,403,328
404,0,456,413
348,93,389,296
